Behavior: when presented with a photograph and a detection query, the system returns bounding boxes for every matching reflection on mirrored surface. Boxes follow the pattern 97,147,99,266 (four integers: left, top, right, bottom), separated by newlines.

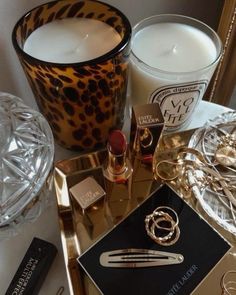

54,127,236,295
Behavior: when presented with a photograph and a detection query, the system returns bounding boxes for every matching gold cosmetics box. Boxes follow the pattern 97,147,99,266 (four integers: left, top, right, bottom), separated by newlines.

70,176,106,212
69,175,106,236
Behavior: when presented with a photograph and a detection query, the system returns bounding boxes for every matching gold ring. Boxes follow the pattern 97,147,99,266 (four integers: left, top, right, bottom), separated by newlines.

145,206,180,246
155,160,181,181
221,270,236,295
154,206,179,227
154,226,180,246
145,214,175,243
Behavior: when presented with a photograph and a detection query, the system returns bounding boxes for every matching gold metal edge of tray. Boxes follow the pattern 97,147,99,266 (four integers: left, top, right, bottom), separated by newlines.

54,167,83,295
54,129,236,295
54,150,108,295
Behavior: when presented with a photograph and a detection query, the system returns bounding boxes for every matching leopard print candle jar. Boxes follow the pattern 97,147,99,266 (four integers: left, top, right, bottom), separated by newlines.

12,0,131,151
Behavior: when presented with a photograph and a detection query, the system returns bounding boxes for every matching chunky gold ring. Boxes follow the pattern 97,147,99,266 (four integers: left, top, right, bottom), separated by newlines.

154,206,179,227
145,206,180,246
150,216,175,242
145,214,175,243
150,211,175,241
154,226,180,246
151,211,176,232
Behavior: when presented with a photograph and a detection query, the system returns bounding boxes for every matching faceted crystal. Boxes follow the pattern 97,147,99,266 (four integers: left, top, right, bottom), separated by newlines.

0,93,54,227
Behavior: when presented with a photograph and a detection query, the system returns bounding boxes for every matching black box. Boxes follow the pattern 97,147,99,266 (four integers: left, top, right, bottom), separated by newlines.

78,185,231,295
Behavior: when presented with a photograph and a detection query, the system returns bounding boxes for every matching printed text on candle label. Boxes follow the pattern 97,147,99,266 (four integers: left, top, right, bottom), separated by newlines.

149,81,208,127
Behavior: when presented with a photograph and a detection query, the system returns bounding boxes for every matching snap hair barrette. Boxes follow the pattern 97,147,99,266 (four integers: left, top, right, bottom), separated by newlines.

145,206,180,246
100,248,184,268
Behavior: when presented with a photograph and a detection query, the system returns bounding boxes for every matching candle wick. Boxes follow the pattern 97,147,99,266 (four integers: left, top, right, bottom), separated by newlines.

161,45,177,56
172,45,177,53
74,34,89,53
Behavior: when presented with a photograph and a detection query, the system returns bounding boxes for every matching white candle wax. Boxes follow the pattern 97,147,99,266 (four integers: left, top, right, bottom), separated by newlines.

132,23,217,72
130,17,221,130
23,18,122,63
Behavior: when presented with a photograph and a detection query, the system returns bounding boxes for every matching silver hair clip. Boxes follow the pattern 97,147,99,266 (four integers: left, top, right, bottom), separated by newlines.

99,248,184,268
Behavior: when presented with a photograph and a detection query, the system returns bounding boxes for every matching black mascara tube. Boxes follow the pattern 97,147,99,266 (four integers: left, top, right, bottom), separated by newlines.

5,237,57,295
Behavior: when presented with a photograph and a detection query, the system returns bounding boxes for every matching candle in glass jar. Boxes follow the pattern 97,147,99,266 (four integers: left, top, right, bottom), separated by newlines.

132,23,217,72
23,18,122,63
130,15,222,130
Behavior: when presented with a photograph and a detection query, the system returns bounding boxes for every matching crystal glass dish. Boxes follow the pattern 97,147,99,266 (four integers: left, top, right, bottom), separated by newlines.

188,111,236,235
0,93,54,234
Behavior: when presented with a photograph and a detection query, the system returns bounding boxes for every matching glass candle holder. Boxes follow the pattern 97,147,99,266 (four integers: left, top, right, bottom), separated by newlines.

130,14,222,131
12,0,131,151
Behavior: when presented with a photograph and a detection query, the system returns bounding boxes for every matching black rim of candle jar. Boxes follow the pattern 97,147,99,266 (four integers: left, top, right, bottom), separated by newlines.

130,14,223,77
12,0,132,67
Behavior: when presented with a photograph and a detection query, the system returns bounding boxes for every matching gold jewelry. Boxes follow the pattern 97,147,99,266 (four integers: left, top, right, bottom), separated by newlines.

153,225,180,246
219,134,236,149
177,147,208,165
151,213,175,231
155,160,181,181
221,270,236,295
139,128,153,148
215,146,236,168
215,134,236,168
154,147,236,205
145,206,180,246
154,206,179,226
147,212,175,242
154,147,208,182
201,126,236,171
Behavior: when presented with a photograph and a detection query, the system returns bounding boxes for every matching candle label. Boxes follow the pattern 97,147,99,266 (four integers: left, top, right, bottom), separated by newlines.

149,80,208,128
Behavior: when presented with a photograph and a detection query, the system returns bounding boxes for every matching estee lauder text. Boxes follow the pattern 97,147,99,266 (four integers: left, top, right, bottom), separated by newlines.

138,115,160,125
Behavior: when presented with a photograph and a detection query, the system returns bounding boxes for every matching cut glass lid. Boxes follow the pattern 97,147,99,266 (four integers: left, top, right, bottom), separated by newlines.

0,93,54,226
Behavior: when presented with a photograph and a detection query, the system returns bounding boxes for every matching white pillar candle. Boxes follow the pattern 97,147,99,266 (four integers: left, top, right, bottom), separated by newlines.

130,15,222,130
23,18,122,63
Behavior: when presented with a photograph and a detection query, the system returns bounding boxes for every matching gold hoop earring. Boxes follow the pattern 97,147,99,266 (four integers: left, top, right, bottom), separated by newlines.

139,128,153,148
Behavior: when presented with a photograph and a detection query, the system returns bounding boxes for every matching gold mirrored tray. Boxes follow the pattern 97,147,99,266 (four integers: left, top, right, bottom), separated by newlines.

54,129,236,295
